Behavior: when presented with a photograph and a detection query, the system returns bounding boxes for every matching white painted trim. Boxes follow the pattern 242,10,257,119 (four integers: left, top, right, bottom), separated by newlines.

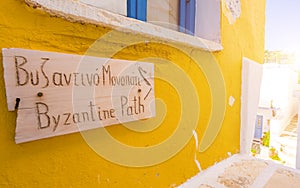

240,57,263,154
195,0,221,43
293,90,300,169
297,102,300,169
25,0,223,52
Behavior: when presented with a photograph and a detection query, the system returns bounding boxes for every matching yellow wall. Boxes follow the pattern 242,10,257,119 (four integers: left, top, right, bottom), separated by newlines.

0,0,265,187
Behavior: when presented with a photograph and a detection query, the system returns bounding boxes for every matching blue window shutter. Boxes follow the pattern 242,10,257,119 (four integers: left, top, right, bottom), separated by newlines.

127,0,137,19
254,115,263,139
127,0,147,21
179,0,195,35
137,0,147,21
186,0,195,35
179,0,186,33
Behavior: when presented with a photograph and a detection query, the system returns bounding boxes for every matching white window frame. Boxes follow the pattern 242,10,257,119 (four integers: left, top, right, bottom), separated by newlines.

195,0,221,43
25,0,222,52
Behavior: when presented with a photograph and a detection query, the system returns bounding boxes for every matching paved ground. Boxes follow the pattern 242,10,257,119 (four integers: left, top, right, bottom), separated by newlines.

178,154,300,188
277,114,298,167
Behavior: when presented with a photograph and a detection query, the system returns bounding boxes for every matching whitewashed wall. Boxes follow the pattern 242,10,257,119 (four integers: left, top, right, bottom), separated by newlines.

258,63,298,135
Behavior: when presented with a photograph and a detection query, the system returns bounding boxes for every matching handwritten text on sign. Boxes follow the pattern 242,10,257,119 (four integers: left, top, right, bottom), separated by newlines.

2,48,155,143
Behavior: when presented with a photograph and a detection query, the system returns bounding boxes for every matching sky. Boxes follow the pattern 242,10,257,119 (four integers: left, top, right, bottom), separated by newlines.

265,0,300,52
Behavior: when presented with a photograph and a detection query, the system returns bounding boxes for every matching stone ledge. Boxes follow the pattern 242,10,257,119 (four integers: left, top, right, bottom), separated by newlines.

25,0,223,52
178,154,300,188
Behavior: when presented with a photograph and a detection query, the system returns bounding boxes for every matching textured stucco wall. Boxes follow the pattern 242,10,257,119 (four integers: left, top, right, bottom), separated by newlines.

0,0,265,187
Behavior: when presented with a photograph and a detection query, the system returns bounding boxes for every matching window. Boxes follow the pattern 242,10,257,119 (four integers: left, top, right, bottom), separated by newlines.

126,0,220,42
126,0,195,35
27,0,222,51
78,0,220,42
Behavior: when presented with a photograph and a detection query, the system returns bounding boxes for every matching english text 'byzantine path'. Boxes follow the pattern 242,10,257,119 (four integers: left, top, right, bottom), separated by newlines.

2,48,156,143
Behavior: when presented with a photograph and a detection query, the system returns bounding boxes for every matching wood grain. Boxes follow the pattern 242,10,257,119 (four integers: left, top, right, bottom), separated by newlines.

2,48,155,143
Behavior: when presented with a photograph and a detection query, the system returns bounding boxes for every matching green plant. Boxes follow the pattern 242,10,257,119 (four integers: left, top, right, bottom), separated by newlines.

262,131,270,147
269,147,281,161
251,149,257,156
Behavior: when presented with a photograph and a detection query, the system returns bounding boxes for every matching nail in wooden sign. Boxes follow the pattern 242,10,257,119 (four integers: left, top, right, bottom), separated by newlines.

2,48,155,143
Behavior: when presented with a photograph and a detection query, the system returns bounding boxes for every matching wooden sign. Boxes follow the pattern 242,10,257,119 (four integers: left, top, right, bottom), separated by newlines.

2,48,155,143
